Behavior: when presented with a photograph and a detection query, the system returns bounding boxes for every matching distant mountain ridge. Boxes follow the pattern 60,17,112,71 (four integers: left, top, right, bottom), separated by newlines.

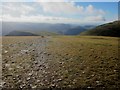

6,31,38,36
6,31,59,36
2,22,75,36
80,21,120,37
2,22,95,36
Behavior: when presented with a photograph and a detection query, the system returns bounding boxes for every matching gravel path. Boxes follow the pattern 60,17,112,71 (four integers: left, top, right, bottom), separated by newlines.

2,37,54,89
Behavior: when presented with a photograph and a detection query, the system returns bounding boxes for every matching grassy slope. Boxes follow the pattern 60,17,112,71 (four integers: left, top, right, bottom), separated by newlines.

80,21,120,37
6,31,60,36
47,36,119,88
6,31,38,36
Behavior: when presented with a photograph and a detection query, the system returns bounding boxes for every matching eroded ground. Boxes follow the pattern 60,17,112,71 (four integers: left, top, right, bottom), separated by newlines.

1,36,119,89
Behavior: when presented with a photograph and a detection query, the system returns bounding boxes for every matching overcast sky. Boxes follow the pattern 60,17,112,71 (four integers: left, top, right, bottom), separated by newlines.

0,0,118,24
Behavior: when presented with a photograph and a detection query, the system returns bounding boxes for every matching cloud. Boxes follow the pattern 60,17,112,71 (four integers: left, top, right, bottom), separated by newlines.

2,14,71,23
1,14,105,25
85,5,105,15
2,3,35,17
1,2,106,24
85,15,106,21
37,2,105,16
1,2,105,17
39,2,84,15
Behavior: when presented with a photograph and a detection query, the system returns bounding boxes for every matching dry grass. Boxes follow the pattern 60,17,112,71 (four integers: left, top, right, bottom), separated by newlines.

2,36,39,44
2,36,119,89
47,36,119,88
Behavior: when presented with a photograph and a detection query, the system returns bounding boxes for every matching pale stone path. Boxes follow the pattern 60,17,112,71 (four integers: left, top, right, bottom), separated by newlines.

2,37,54,89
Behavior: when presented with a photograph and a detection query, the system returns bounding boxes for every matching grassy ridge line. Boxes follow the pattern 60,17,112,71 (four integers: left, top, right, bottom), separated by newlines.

6,31,60,36
80,21,120,37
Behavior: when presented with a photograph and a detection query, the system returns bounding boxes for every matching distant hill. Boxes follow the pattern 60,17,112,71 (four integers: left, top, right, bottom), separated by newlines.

6,31,59,36
2,22,98,36
6,31,38,36
64,26,86,35
80,21,120,37
2,22,75,36
31,31,60,36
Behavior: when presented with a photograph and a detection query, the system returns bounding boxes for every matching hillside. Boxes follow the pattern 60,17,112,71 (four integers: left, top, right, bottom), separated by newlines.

31,31,60,36
6,31,38,36
80,21,120,37
2,22,95,36
6,30,59,36
64,26,86,35
2,22,75,35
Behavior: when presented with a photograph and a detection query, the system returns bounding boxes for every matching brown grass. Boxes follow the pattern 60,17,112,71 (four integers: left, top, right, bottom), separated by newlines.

2,36,119,88
47,36,119,88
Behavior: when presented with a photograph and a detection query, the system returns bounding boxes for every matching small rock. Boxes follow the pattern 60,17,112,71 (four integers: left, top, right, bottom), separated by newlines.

43,52,47,54
32,85,37,89
34,61,38,64
87,86,91,88
91,74,95,77
51,84,55,87
18,80,22,83
4,50,8,53
82,71,85,74
37,80,40,83
68,85,72,87
8,68,13,71
90,49,94,51
16,75,19,78
27,77,30,81
59,62,64,64
57,78,62,82
16,66,20,69
28,72,33,76
96,80,100,85
21,50,29,54
5,64,10,67
13,77,16,80
0,81,6,87
20,85,23,88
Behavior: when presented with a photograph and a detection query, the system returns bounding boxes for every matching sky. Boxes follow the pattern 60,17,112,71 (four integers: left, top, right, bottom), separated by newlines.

0,0,119,25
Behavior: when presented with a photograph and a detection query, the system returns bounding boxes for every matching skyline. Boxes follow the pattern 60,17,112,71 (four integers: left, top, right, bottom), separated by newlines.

1,1,119,25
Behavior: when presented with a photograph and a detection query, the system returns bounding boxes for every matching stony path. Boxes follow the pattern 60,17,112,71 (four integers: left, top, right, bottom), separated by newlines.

2,37,54,89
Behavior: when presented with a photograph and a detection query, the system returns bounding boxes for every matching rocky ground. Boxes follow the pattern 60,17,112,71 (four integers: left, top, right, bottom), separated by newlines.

2,37,54,89
1,36,120,89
